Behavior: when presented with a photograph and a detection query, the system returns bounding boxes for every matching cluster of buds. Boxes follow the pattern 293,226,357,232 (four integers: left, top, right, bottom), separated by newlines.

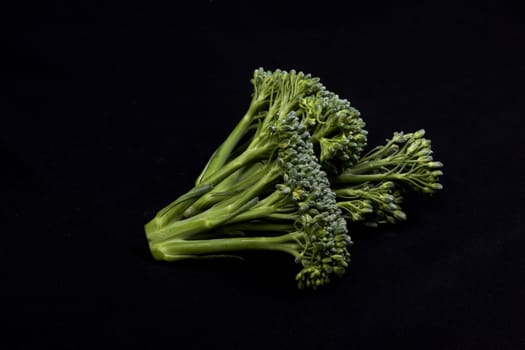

332,129,443,226
300,91,368,172
275,112,351,289
336,130,443,191
335,181,406,227
376,129,444,194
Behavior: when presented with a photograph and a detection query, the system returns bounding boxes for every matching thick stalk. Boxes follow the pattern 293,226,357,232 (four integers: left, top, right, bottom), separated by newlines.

145,183,213,233
146,212,218,243
147,164,281,243
149,144,270,233
150,232,302,261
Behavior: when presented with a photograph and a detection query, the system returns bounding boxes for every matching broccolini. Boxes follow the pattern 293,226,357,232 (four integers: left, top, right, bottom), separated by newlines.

144,68,443,289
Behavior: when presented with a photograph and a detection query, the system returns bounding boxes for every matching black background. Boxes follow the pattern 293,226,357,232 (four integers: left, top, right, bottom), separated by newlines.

3,1,524,348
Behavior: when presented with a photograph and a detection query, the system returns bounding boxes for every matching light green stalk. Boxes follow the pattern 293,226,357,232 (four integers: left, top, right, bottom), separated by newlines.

149,232,303,261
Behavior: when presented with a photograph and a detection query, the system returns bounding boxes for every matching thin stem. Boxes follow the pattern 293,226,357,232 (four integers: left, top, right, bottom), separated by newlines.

223,222,295,232
186,162,268,216
346,158,392,175
227,205,279,224
196,98,263,184
265,213,297,221
200,143,271,187
150,232,303,261
334,172,399,184
225,190,294,224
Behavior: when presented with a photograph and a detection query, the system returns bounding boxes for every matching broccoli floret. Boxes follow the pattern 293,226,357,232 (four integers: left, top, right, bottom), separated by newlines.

332,130,443,226
299,89,368,172
336,181,406,227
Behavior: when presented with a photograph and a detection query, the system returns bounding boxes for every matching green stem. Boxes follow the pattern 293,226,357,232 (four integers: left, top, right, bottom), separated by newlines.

149,232,302,261
186,162,268,217
334,172,400,184
199,144,270,188
223,222,295,232
196,99,263,185
345,159,392,175
145,183,214,233
147,164,281,243
146,213,210,242
227,204,286,224
358,139,397,162
150,144,270,229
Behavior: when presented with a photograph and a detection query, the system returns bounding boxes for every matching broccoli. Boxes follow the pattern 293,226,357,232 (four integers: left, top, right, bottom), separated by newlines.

144,68,443,289
333,129,444,227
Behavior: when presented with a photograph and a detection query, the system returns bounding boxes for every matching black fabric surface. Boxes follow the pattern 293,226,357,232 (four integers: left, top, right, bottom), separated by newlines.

3,2,524,348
